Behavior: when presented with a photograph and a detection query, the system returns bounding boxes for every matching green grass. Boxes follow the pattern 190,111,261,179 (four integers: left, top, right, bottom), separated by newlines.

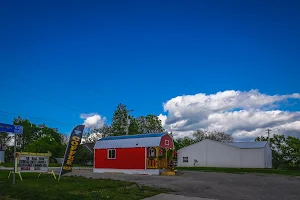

18,163,93,168
0,162,13,167
1,163,92,168
175,167,300,176
0,170,167,200
47,163,61,167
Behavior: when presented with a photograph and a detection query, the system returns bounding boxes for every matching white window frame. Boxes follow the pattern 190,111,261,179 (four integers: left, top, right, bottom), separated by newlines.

165,140,169,146
183,157,188,163
150,149,156,157
107,149,116,159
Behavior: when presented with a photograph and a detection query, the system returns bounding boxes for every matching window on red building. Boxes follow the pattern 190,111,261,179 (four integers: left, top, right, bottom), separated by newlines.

108,149,116,159
165,140,169,146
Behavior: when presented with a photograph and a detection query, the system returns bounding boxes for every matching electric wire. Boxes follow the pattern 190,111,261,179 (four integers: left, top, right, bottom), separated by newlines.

0,110,77,127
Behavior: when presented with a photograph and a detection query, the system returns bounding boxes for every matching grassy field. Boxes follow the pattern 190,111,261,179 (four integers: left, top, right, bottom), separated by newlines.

0,170,167,200
47,163,93,168
175,167,300,176
0,162,13,167
0,162,92,168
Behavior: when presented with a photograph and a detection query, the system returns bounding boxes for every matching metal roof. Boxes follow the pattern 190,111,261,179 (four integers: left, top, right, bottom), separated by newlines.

94,133,167,149
225,141,267,149
82,143,95,153
100,133,166,141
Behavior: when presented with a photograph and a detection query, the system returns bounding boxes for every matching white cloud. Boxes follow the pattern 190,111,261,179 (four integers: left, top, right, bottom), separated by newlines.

158,114,167,127
80,113,106,129
161,90,300,140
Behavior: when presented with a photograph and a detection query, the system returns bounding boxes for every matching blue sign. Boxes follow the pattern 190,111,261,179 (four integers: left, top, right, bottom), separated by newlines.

0,123,23,134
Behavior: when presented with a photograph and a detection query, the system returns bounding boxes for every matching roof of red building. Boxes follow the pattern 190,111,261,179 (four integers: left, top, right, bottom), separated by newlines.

94,133,169,149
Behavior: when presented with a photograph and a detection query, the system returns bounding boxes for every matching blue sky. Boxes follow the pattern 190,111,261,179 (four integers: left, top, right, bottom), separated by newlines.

0,0,299,138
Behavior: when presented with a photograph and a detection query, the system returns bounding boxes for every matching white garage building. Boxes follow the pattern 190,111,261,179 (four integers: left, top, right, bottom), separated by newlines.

177,139,272,168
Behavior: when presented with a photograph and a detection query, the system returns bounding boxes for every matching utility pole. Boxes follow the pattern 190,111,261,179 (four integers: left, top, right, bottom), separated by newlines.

13,132,16,184
266,129,272,144
125,109,133,135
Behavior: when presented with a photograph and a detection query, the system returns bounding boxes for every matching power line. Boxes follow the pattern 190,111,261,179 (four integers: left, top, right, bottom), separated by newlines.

0,83,84,113
0,110,77,127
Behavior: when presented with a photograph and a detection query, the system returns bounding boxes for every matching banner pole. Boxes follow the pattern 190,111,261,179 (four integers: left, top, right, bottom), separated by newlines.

58,139,69,182
13,132,16,184
58,125,84,182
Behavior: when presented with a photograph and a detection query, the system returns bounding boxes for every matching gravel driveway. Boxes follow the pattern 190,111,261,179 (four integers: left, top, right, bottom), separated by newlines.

66,169,300,200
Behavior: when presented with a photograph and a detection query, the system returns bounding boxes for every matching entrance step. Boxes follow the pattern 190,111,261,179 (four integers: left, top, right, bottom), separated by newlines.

160,170,175,176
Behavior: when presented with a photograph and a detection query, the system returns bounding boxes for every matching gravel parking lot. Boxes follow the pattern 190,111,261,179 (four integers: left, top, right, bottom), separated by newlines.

66,169,300,200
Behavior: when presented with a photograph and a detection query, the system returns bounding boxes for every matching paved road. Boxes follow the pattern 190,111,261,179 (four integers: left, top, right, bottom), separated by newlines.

144,194,216,200
66,170,300,200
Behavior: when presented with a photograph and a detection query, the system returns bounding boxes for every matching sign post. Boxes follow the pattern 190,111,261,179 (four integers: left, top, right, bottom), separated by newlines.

0,123,23,184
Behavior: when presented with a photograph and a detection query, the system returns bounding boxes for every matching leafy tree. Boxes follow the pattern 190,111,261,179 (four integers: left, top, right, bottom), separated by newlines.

193,130,233,142
111,103,128,135
25,135,65,159
83,127,114,143
286,136,300,167
36,124,62,144
0,132,12,150
174,130,233,150
255,136,268,142
255,134,300,169
12,117,66,150
83,124,114,143
82,128,94,144
174,136,197,150
137,114,164,133
60,133,70,145
97,124,113,138
128,116,139,135
13,116,39,150
4,146,14,162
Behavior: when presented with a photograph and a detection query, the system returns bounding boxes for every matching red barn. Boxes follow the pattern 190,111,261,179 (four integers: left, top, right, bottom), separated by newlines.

93,133,174,175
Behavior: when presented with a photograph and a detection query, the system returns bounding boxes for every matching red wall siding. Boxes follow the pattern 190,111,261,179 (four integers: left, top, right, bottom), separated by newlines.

160,134,174,148
94,147,145,169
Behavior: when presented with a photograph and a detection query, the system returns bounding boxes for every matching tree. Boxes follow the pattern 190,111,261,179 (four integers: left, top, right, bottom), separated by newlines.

4,146,14,162
0,132,12,150
255,134,300,169
174,136,197,150
137,114,164,133
111,103,128,136
83,124,113,143
60,133,70,145
36,124,62,144
128,116,139,135
25,135,65,161
192,130,233,142
174,130,233,150
13,116,39,150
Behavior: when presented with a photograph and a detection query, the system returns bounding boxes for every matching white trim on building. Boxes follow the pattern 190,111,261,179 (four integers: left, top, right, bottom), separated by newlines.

93,168,160,175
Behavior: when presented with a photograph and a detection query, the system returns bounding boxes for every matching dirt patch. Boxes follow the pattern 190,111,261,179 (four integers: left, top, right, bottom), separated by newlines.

66,169,300,200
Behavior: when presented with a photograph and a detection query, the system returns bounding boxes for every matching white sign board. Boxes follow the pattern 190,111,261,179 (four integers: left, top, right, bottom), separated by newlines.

17,154,49,173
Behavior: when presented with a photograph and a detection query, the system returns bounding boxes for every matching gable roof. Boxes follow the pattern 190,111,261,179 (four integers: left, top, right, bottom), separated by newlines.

178,139,268,151
100,133,166,141
225,141,267,149
82,143,95,153
94,133,168,149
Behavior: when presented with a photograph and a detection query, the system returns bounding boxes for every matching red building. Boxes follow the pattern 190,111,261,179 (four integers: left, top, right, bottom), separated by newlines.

93,133,174,175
